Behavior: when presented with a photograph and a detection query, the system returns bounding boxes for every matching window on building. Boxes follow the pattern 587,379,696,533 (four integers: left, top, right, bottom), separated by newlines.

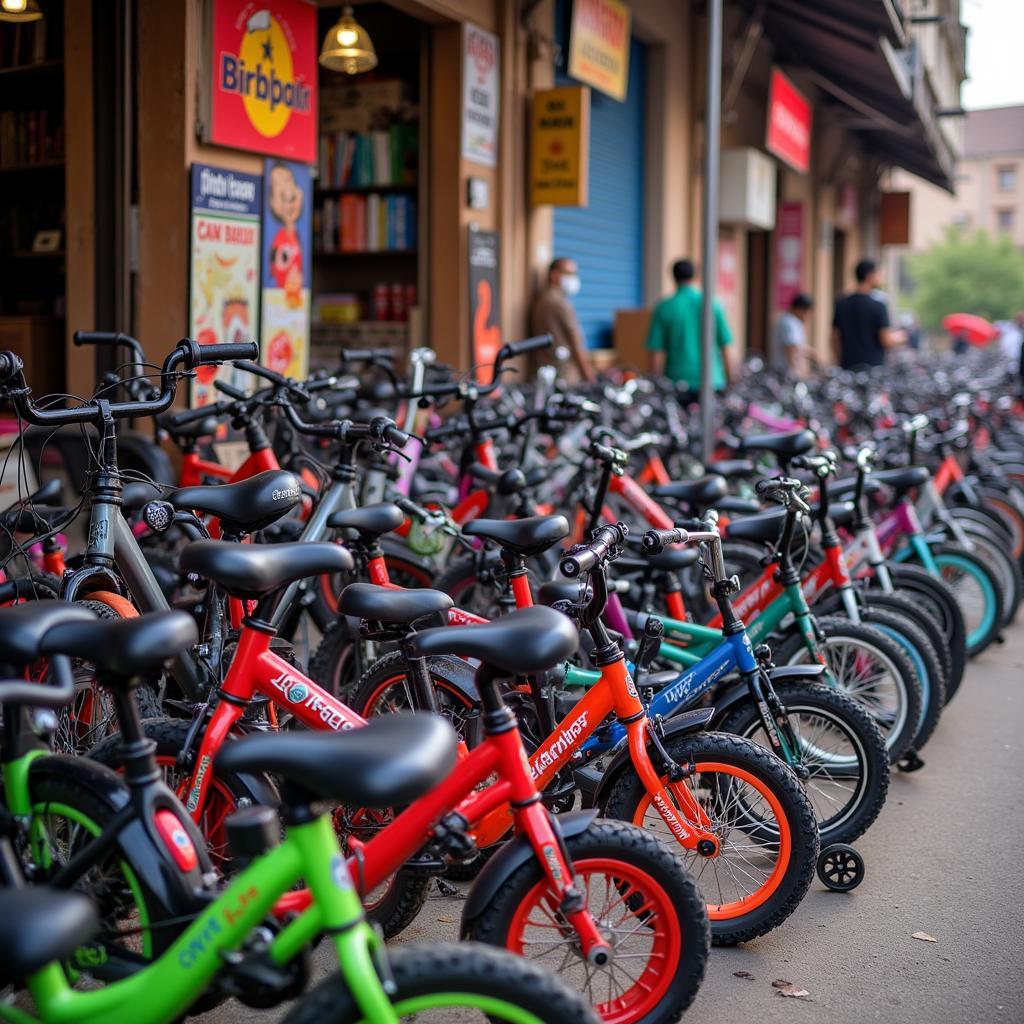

997,165,1017,192
997,208,1015,233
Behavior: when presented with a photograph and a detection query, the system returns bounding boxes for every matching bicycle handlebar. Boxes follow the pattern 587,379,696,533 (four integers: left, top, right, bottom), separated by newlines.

560,521,628,578
499,334,553,360
0,656,75,709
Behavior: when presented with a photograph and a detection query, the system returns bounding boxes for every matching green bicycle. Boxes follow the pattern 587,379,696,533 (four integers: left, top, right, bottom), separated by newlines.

0,606,597,1024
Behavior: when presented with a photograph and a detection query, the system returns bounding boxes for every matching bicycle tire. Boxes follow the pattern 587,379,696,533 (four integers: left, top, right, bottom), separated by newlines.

719,682,890,845
773,615,923,763
283,942,600,1024
601,730,818,945
466,819,709,1022
932,543,1004,657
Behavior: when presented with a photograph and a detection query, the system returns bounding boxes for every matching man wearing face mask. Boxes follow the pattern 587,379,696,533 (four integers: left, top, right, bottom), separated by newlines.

529,257,596,384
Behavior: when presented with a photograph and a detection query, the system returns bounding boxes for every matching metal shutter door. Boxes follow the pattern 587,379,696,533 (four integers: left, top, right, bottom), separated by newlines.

554,30,646,349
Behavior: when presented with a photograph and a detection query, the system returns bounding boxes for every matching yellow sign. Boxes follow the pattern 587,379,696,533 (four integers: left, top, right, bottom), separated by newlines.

567,0,631,102
530,87,591,207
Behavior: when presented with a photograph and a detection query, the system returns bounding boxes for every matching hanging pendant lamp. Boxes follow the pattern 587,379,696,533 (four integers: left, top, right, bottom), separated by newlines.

319,5,378,75
0,0,43,23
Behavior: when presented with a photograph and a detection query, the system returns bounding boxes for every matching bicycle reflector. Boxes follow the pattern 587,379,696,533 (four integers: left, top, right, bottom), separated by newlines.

153,808,199,873
142,500,175,533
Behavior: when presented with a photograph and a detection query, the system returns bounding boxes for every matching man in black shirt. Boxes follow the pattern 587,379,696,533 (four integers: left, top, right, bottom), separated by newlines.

832,259,905,369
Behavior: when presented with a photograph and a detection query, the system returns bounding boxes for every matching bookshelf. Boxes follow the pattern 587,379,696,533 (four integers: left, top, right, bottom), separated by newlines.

313,3,423,361
0,3,66,339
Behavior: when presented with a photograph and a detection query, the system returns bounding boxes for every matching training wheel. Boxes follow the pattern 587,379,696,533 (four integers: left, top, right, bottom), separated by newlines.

817,843,865,892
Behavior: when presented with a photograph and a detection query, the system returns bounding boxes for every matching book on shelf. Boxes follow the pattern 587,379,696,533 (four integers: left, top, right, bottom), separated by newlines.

318,192,417,254
0,108,63,168
317,123,417,190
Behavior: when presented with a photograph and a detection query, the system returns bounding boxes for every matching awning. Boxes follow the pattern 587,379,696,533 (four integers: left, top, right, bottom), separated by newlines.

745,0,956,191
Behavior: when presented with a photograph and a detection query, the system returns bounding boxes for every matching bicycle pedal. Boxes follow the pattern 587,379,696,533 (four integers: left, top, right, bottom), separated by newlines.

432,877,463,898
401,854,447,876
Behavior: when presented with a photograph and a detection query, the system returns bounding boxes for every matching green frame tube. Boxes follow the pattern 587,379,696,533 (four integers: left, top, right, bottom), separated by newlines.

6,816,398,1024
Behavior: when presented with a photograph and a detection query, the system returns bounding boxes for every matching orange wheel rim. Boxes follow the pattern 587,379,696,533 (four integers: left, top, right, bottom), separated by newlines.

632,760,792,919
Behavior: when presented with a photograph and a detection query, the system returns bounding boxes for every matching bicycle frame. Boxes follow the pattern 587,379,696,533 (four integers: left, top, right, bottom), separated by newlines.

6,814,400,1024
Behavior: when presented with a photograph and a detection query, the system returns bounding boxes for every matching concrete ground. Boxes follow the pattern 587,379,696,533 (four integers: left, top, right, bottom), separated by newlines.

202,621,1024,1024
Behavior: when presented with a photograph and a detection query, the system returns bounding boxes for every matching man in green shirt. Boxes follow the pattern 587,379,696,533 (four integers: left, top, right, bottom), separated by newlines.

646,259,736,398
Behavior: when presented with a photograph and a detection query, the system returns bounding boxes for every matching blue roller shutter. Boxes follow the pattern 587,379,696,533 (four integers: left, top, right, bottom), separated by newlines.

554,8,646,349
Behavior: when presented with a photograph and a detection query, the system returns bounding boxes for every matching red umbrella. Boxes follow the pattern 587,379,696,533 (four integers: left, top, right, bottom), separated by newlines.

942,313,999,345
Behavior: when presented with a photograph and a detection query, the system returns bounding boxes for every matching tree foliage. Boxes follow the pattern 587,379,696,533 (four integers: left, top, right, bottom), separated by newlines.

907,227,1024,330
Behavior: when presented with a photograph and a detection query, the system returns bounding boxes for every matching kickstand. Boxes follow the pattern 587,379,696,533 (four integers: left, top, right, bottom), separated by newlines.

897,749,926,773
432,877,462,898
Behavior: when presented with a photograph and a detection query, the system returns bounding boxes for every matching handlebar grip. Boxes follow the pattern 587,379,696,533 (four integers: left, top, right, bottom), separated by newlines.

755,478,781,496
641,528,687,555
502,334,553,358
468,462,501,485
169,402,226,427
560,522,628,578
213,379,249,401
195,342,259,365
339,347,397,363
74,331,130,346
0,350,24,384
383,422,411,448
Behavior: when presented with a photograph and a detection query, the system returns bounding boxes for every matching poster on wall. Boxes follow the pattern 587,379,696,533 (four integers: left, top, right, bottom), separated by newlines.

189,163,262,407
260,159,311,379
462,24,499,167
774,201,805,312
468,226,501,380
529,86,591,207
717,231,740,330
568,0,631,102
207,0,318,163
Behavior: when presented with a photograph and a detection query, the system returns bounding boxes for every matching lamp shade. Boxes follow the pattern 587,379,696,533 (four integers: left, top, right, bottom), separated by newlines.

319,6,378,74
0,0,43,23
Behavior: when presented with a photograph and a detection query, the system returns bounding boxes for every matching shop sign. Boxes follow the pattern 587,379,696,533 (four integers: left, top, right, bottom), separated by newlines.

879,191,911,246
462,24,500,167
260,159,311,380
774,201,805,312
568,0,631,101
766,69,811,174
529,86,590,207
189,163,262,407
468,226,502,381
207,0,317,163
717,231,740,329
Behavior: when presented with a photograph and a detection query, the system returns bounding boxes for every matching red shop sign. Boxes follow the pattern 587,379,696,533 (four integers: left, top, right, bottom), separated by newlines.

208,0,317,163
766,69,811,173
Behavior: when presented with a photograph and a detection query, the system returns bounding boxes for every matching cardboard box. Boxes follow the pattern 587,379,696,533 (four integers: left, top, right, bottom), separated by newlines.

613,309,652,372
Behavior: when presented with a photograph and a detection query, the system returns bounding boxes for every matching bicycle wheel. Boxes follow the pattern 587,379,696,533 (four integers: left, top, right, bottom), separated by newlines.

719,682,890,846
602,731,818,945
856,605,945,751
24,758,165,966
284,943,599,1024
466,820,709,1023
931,543,1003,657
773,616,922,763
953,524,1022,627
873,564,967,701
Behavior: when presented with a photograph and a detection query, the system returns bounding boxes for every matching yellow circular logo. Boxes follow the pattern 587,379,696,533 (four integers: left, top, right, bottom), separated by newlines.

239,17,293,139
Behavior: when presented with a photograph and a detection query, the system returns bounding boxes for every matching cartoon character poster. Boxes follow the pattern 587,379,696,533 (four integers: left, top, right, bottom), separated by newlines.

260,159,311,378
468,226,501,382
189,163,262,407
208,0,318,163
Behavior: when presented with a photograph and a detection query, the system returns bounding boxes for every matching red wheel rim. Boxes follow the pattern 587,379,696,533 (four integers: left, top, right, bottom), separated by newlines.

155,755,236,870
507,857,682,1023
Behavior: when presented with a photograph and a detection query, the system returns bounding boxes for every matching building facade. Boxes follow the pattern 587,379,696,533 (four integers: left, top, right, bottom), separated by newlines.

0,0,965,396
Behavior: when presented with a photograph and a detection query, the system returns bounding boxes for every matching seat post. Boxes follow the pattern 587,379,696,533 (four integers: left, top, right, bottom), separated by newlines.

106,675,161,788
473,665,517,734
398,640,441,715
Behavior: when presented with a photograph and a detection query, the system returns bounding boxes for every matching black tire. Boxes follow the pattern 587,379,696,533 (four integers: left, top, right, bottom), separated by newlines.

601,731,818,945
25,759,171,963
873,563,967,700
307,617,360,701
855,605,945,751
283,942,600,1024
932,543,1004,657
861,590,952,698
954,523,1022,626
773,616,923,763
466,819,709,1021
719,682,890,846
